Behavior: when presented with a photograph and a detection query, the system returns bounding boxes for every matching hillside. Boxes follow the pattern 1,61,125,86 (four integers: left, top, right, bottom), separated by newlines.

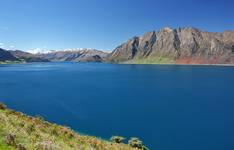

107,27,234,64
0,103,148,150
38,49,108,62
0,48,19,63
9,50,49,62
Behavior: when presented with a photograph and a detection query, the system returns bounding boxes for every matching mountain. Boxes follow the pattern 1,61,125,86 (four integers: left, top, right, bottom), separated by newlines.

76,55,104,62
0,48,19,62
38,49,108,62
107,27,234,64
9,50,50,62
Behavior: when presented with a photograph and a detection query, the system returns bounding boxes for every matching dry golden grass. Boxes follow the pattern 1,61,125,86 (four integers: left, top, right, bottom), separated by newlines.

0,103,142,150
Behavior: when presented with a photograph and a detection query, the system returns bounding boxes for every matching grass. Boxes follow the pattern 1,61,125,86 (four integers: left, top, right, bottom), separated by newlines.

0,139,14,150
0,61,24,64
0,103,146,150
123,56,174,64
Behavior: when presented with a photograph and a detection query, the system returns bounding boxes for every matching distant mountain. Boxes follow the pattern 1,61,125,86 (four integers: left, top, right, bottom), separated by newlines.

38,49,108,62
107,27,234,64
0,48,19,62
9,50,50,62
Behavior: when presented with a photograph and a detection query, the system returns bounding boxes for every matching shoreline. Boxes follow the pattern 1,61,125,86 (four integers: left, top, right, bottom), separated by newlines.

1,61,234,67
121,62,234,67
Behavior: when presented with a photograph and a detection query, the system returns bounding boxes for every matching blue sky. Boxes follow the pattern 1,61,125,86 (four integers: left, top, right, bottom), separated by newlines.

0,0,233,51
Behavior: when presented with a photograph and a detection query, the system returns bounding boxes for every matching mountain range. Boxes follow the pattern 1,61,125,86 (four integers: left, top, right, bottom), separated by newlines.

0,48,108,63
1,27,234,64
37,49,108,62
0,48,19,62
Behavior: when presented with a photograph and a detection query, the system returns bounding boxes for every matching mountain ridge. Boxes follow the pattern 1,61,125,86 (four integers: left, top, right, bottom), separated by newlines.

107,27,234,64
0,48,19,62
37,49,108,62
1,27,234,64
9,50,50,62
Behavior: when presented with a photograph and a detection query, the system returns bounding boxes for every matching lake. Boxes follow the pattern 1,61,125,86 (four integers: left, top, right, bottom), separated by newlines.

0,62,234,150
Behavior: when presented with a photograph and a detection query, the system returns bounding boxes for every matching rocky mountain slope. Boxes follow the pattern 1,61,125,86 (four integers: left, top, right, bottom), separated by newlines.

107,27,234,64
9,50,49,62
0,48,19,62
0,103,148,150
38,49,108,62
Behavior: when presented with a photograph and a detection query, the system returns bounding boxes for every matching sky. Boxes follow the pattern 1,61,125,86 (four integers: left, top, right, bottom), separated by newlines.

0,0,233,52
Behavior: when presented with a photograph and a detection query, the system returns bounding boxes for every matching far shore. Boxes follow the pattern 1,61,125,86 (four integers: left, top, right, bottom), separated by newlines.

1,61,234,67
121,62,234,67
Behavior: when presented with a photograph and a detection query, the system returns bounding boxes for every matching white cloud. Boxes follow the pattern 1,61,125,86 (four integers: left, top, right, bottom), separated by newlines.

0,43,4,48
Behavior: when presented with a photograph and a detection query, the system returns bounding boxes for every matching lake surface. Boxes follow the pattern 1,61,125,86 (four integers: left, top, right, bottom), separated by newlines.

0,62,234,150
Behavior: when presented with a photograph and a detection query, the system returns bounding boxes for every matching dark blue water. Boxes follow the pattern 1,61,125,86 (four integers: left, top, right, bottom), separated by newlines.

0,62,234,150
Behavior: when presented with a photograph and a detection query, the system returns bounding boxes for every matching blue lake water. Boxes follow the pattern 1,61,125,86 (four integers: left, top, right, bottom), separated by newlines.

0,62,234,150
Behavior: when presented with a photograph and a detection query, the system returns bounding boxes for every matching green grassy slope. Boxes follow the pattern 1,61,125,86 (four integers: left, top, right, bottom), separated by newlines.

0,103,147,150
0,61,24,64
123,56,174,64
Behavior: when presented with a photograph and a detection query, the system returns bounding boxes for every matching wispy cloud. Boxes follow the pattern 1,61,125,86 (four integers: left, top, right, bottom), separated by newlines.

0,43,4,48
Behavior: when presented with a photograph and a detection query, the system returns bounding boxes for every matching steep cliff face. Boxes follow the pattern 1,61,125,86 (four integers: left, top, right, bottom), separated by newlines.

0,48,19,62
107,27,234,64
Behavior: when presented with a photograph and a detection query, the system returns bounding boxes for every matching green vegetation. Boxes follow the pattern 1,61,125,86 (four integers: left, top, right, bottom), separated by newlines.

128,137,149,150
0,103,148,150
124,56,174,64
0,60,24,64
110,136,125,143
0,138,14,150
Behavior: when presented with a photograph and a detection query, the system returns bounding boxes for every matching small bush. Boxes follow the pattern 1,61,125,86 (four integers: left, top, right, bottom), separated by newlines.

0,103,7,110
111,136,125,143
5,134,16,146
16,144,27,150
128,137,148,149
35,115,44,121
26,124,35,134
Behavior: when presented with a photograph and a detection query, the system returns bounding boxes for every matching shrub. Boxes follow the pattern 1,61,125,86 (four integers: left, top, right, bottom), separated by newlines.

26,124,35,134
35,115,44,121
0,103,7,110
16,144,27,150
111,136,125,143
5,134,16,146
128,137,148,149
128,137,142,148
